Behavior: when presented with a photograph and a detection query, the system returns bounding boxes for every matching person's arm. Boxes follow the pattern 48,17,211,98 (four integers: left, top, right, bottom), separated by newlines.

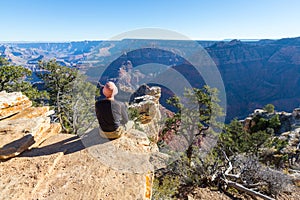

120,102,129,125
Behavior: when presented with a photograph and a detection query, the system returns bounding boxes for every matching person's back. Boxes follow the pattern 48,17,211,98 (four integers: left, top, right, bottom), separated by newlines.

95,99,128,132
95,81,130,139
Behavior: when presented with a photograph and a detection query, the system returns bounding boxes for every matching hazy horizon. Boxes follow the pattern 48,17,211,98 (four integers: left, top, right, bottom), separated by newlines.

0,37,290,43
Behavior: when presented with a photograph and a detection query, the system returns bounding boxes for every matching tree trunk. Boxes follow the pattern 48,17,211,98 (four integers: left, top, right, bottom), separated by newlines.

186,144,193,166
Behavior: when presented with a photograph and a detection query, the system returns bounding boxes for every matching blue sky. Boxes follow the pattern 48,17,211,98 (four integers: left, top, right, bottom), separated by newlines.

1,0,300,41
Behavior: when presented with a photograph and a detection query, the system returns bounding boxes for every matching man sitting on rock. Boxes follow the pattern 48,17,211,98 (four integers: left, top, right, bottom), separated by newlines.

95,81,132,139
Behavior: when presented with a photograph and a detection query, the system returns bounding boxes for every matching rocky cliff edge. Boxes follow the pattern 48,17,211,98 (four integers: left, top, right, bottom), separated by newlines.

0,88,167,200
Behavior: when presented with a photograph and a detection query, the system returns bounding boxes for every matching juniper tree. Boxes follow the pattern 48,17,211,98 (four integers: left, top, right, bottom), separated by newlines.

0,57,47,105
38,60,97,134
160,85,224,166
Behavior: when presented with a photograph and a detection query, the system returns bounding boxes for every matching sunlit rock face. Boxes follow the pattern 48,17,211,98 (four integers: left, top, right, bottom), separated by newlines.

129,85,162,142
0,90,168,199
0,91,61,160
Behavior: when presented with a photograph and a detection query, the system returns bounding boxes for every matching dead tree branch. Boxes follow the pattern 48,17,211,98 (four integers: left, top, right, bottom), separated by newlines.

226,180,275,200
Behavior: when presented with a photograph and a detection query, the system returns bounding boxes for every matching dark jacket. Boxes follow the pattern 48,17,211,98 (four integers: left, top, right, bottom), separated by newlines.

95,99,128,132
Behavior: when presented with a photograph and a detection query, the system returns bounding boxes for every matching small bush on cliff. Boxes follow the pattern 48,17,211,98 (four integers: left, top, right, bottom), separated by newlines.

251,114,281,134
220,119,274,156
152,174,180,199
264,103,275,113
221,116,289,168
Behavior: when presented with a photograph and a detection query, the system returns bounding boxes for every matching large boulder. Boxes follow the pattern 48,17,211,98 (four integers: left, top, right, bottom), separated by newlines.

0,117,50,159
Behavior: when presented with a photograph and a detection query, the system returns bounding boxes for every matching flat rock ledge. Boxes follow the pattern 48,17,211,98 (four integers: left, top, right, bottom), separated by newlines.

0,91,168,199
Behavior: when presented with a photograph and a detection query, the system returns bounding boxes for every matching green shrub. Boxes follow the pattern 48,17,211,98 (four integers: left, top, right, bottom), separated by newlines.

264,104,275,113
152,174,180,200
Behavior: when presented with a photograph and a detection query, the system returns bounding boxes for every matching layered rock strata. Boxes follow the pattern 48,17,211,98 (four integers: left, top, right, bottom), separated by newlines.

0,91,61,160
129,85,162,142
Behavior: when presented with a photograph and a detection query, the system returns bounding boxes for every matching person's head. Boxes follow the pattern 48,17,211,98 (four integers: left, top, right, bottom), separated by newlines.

103,81,118,99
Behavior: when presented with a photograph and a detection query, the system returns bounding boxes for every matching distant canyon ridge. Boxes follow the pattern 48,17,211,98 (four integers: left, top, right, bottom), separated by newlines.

1,37,300,121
